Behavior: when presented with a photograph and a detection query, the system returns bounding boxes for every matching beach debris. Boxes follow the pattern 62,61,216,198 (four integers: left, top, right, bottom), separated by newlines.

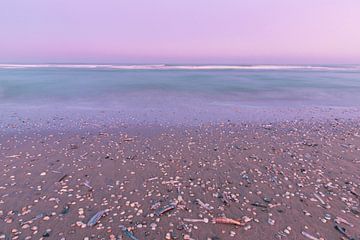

42,229,52,238
155,203,176,216
150,222,157,230
69,144,78,149
335,216,354,228
301,231,320,240
162,180,179,185
350,188,359,198
263,197,272,203
183,218,209,223
212,217,244,226
5,154,21,158
183,234,195,240
350,207,360,215
119,225,139,240
58,174,68,182
268,203,281,209
313,193,330,209
215,192,230,205
87,210,106,227
268,218,275,225
196,199,214,210
123,138,134,142
21,212,46,225
0,233,10,240
80,152,88,158
324,213,331,220
313,193,325,204
251,202,268,208
147,176,159,182
262,124,273,130
242,216,252,223
335,225,347,234
283,226,292,235
60,204,70,215
334,225,355,240
2,119,360,239
83,180,93,190
150,201,161,210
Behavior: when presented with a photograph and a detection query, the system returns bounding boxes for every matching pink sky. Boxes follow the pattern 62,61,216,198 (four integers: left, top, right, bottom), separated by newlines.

1,0,360,64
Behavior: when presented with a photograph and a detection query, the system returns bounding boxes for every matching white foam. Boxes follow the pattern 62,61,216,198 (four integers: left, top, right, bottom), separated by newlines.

0,64,358,71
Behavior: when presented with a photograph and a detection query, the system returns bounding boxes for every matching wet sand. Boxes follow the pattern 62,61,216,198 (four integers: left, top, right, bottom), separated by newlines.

0,119,359,240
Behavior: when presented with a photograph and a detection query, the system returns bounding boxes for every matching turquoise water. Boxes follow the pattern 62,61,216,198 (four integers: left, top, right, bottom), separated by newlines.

1,65,360,108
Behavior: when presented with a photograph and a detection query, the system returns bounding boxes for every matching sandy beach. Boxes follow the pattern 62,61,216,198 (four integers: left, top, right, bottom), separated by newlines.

2,0,360,238
1,118,359,240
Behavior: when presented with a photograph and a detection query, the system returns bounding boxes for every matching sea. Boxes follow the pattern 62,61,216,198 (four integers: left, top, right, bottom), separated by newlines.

1,64,360,126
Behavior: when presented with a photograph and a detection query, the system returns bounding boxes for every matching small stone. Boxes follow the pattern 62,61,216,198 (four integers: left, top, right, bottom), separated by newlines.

268,218,275,225
150,223,157,230
242,216,252,223
42,229,51,237
165,232,171,239
22,224,30,229
78,208,84,215
244,225,251,231
76,221,86,228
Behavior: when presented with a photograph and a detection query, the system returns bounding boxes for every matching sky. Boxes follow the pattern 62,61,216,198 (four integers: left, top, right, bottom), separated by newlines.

1,0,360,64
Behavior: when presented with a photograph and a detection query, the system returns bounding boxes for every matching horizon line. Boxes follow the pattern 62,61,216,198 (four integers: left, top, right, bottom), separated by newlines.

1,63,359,71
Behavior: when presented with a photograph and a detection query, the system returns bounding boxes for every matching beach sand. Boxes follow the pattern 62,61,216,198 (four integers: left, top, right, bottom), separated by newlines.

0,119,359,240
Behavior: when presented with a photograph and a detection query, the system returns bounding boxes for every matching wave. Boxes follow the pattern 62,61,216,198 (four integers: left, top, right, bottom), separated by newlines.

0,64,166,69
0,64,359,71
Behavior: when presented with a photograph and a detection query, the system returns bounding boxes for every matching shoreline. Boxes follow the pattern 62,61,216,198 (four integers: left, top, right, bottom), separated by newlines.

1,104,360,134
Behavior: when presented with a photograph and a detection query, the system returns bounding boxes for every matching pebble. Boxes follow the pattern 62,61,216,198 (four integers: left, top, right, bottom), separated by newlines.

150,222,157,230
268,218,275,225
22,224,30,229
244,225,252,231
